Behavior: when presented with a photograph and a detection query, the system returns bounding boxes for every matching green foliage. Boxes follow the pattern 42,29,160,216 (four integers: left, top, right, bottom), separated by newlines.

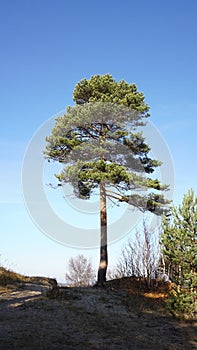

161,189,197,318
166,288,196,318
73,74,150,113
44,74,169,215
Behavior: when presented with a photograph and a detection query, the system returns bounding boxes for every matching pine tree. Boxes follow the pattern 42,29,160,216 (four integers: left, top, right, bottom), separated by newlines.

44,74,169,285
161,189,197,317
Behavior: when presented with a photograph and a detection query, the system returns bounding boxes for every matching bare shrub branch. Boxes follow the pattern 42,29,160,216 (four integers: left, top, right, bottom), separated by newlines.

65,254,96,287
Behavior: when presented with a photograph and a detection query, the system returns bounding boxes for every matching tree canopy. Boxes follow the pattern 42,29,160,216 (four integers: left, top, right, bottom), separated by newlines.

45,74,168,215
73,74,150,113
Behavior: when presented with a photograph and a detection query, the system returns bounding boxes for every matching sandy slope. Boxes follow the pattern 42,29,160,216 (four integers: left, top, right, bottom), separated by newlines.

0,281,196,350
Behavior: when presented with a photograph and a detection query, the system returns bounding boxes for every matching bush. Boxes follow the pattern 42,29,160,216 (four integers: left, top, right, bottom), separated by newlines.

65,254,96,287
166,287,196,319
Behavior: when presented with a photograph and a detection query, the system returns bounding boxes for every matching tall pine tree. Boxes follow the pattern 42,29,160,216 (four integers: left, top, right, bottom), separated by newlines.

44,74,169,285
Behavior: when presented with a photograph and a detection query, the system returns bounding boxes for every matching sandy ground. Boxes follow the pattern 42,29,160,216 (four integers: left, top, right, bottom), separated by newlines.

0,282,196,350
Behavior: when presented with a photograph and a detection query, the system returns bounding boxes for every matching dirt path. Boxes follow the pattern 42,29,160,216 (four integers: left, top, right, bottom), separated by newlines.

0,283,196,350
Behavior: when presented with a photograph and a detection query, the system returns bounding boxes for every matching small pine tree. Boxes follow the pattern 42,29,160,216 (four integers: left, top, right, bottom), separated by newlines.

161,189,197,318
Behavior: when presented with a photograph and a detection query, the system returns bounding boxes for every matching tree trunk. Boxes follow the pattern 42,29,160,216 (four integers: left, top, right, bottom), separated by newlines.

97,181,108,285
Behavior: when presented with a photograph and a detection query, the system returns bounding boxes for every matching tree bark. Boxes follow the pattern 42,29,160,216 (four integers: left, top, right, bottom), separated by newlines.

97,181,108,285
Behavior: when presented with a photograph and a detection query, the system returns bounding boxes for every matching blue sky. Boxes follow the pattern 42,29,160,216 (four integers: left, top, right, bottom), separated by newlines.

1,0,197,282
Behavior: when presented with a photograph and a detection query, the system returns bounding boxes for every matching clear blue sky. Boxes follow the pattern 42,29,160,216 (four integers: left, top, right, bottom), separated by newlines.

1,0,197,282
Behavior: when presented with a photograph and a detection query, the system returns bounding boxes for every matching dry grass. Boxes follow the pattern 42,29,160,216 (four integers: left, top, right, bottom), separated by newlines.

0,266,57,288
0,266,27,286
105,276,170,297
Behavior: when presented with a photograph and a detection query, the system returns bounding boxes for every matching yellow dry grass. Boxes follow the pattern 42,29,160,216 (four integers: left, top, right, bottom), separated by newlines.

106,276,171,300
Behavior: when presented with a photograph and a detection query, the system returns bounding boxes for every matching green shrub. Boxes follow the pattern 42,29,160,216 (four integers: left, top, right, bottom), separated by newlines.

166,286,196,318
